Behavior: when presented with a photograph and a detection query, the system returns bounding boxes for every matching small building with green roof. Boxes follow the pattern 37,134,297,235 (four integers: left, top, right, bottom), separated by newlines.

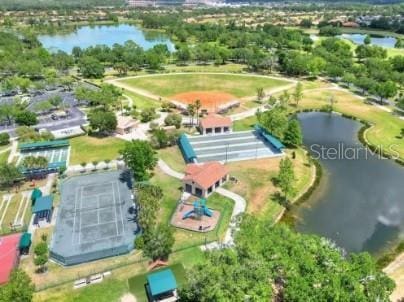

19,232,31,255
31,188,42,206
33,195,54,226
146,269,178,302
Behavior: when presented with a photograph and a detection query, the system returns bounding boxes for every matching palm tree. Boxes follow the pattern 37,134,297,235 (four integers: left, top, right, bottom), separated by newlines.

187,103,195,127
194,99,202,125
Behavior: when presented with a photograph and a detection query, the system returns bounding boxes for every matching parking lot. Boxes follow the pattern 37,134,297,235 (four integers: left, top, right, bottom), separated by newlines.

188,131,283,163
0,88,87,137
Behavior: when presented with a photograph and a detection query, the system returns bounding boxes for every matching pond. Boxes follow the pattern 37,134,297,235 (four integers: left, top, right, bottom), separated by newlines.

38,24,176,53
294,112,404,254
339,33,397,48
310,33,397,48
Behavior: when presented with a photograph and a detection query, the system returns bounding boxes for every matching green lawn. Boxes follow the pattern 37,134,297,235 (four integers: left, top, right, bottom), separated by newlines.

69,135,127,165
35,278,128,302
233,115,257,131
128,263,186,302
0,149,10,165
120,74,289,98
158,146,186,173
123,90,160,110
297,89,404,160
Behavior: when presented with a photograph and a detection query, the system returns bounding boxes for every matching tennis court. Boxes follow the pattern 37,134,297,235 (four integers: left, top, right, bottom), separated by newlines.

19,147,69,164
50,171,138,266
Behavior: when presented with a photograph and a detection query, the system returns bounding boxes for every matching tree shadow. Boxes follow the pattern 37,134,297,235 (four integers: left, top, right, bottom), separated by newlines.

271,192,291,210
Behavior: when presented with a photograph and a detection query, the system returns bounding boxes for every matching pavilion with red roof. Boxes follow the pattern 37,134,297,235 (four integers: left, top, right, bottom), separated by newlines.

199,114,232,135
0,233,21,284
183,161,228,197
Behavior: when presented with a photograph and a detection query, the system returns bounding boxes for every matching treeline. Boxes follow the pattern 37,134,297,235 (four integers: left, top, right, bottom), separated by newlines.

0,32,74,90
0,0,125,10
180,216,395,301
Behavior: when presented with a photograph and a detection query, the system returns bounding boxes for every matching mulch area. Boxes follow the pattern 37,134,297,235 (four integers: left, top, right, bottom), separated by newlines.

171,202,220,233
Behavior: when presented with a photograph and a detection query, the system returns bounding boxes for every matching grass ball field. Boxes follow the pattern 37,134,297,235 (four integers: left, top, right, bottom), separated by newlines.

118,73,291,108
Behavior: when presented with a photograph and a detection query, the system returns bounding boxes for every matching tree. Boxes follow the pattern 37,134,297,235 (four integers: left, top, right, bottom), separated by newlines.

319,26,342,36
0,133,10,146
187,104,195,126
277,157,296,204
78,56,104,78
0,164,23,186
114,62,129,76
140,108,157,123
364,35,372,45
300,18,312,28
0,104,18,126
88,109,117,134
34,101,53,113
120,140,157,181
164,113,182,129
49,95,62,108
34,240,48,273
136,184,162,233
342,73,356,87
194,99,202,125
21,156,48,170
372,81,397,104
257,107,288,139
257,87,265,101
14,111,37,126
0,269,34,302
181,217,395,302
143,224,174,261
151,128,169,149
292,82,303,106
284,119,303,147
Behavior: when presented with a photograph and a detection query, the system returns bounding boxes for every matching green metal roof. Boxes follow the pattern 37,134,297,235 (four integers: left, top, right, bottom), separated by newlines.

19,233,31,249
31,188,42,203
178,134,197,163
255,125,285,151
32,195,53,213
19,140,69,151
147,269,177,296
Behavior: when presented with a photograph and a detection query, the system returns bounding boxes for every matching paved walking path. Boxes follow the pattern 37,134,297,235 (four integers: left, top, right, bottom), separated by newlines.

7,140,18,164
157,159,246,247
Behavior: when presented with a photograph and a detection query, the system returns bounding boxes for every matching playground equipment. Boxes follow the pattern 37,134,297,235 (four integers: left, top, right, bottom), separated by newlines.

182,199,213,220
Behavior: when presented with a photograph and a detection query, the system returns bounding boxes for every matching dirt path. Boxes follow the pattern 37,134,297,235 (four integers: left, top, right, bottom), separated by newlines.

107,79,162,101
120,293,137,302
384,253,404,301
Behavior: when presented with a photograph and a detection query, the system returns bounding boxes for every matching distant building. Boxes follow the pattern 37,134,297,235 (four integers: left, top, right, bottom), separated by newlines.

126,0,156,7
183,161,228,197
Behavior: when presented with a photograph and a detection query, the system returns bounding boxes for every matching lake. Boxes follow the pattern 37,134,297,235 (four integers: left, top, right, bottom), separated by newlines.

310,33,397,48
295,112,404,254
38,24,176,53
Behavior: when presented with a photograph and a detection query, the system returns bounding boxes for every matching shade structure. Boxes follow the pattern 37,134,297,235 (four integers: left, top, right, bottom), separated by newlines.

147,269,177,297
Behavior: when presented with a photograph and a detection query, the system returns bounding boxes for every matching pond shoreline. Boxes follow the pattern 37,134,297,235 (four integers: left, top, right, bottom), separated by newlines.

278,110,404,270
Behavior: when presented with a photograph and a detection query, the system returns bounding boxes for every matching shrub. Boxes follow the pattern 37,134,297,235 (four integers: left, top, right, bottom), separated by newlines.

164,113,182,129
0,133,10,145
